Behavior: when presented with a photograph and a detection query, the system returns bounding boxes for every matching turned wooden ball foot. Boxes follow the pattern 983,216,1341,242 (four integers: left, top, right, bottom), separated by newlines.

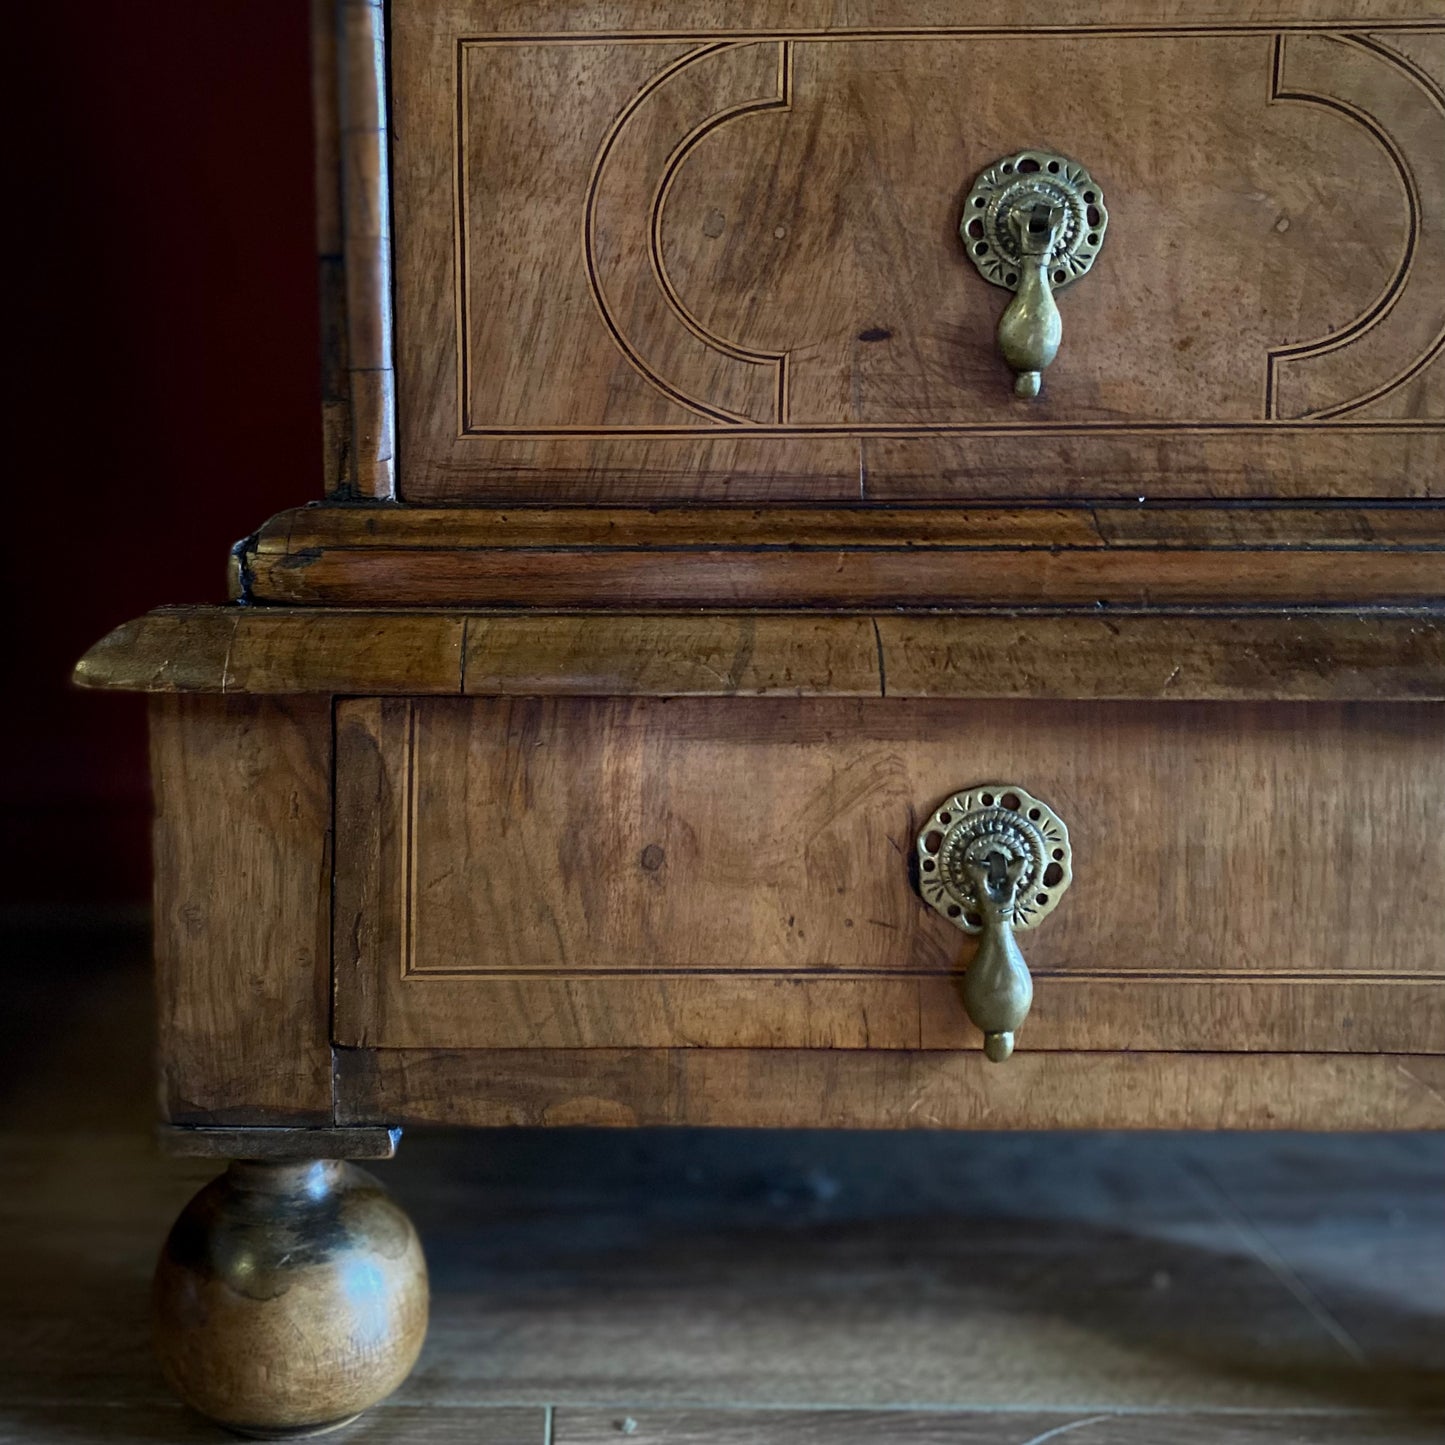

154,1160,428,1439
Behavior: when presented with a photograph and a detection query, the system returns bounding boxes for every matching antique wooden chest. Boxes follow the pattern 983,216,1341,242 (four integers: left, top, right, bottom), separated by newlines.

79,1,1443,1436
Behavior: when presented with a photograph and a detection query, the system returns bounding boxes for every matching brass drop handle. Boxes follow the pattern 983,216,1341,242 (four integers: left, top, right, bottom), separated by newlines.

961,150,1108,398
917,785,1073,1061
997,201,1065,398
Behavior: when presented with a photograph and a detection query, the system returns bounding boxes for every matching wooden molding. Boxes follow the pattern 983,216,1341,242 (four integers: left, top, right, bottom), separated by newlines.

334,1048,1445,1131
156,1125,401,1160
74,607,1445,700
255,503,1445,550
313,0,395,499
241,504,1445,609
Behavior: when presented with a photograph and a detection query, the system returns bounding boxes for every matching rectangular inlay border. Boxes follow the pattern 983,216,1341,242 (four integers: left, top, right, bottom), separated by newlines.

449,25,1445,438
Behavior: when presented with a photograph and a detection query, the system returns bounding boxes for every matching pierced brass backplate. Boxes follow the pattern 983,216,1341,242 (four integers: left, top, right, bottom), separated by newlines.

961,150,1108,398
917,784,1073,1062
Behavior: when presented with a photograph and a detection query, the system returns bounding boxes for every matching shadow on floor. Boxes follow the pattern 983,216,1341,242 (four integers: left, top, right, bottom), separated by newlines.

1,923,1441,1442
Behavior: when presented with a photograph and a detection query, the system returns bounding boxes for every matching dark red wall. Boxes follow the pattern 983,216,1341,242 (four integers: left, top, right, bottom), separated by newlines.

7,1,320,908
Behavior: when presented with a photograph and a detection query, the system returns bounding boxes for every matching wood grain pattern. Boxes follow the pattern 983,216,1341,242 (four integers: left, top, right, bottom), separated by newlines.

75,608,1445,700
257,503,1445,550
340,974,1445,1053
254,544,1445,610
152,1159,428,1436
5,1405,547,1444
221,609,466,694
468,613,1445,704
150,696,335,1125
75,609,463,695
311,0,349,496
391,0,1445,29
334,1048,1445,1130
391,0,1444,503
465,614,881,697
243,503,1445,609
871,613,1445,701
335,0,395,499
554,1410,1445,1444
332,696,1445,1052
155,1126,401,1160
334,699,411,1057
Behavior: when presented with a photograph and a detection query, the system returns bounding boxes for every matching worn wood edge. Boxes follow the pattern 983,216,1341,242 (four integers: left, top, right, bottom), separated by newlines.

334,1049,1445,1131
151,696,337,1126
73,607,1445,699
464,614,882,696
73,610,239,692
875,612,1445,699
156,1124,401,1161
224,609,467,693
334,698,406,1064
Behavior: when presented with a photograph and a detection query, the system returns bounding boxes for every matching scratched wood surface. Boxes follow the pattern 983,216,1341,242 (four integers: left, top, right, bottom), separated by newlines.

4,929,1443,1441
149,696,336,1126
332,695,1444,1054
336,1049,1445,1131
76,608,1445,701
555,1412,1444,1444
390,0,1444,502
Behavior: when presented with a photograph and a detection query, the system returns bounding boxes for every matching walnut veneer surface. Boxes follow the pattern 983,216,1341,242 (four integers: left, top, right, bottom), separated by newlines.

334,696,1443,1055
124,689,1444,1134
77,0,1444,1137
393,0,1444,502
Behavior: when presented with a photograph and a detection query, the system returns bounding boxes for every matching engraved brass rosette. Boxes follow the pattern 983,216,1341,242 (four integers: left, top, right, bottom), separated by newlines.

961,150,1108,398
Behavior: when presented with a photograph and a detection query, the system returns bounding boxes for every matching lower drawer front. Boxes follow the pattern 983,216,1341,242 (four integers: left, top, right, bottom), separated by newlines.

332,697,1443,1053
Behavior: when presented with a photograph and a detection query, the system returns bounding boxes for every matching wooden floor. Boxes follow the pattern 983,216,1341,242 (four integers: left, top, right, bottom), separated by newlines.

1,927,1442,1444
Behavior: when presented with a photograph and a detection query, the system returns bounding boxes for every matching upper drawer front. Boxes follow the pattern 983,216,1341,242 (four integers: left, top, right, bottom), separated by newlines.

391,1,1444,502
332,695,1445,1053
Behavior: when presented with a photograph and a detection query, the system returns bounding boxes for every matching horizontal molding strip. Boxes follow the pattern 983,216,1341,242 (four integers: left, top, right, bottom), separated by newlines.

332,1049,1445,1130
400,968,1443,982
458,23,1445,44
75,608,1445,700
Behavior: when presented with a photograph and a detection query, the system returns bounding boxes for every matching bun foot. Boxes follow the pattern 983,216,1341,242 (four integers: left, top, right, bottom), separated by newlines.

154,1159,428,1439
